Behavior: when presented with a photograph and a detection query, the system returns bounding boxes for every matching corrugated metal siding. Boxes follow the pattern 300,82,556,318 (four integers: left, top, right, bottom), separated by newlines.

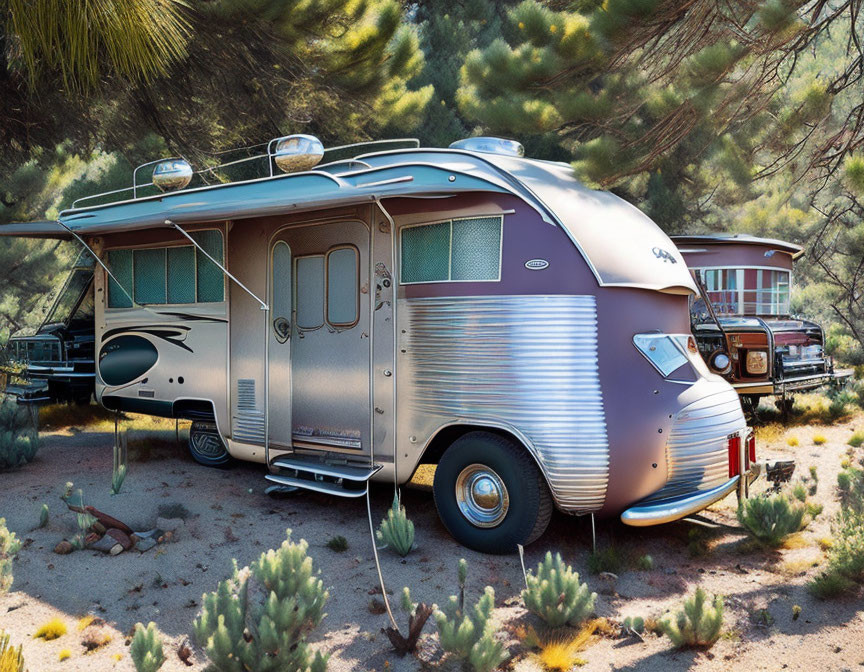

400,295,609,512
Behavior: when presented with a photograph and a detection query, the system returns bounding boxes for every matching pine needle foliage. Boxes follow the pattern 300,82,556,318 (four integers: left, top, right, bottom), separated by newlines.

0,400,38,471
0,632,25,672
435,559,507,672
521,551,596,627
660,588,724,648
376,493,415,557
130,622,165,672
737,493,805,547
0,519,21,595
193,530,329,672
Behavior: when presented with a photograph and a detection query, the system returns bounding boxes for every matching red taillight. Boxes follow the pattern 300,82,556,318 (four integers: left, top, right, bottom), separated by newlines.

728,436,741,477
747,433,756,466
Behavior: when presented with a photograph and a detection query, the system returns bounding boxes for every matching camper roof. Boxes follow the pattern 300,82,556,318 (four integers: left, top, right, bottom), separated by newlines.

670,233,804,260
1,139,697,294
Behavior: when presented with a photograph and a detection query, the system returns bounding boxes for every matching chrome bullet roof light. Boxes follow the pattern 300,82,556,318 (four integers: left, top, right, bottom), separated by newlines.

272,134,325,173
152,159,193,192
449,136,525,157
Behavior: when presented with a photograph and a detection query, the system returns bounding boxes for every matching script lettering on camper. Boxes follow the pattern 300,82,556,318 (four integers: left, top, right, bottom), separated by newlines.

652,247,677,264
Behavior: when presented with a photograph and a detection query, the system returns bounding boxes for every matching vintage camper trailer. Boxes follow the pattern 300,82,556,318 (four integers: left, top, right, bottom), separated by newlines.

1,137,758,552
2,250,95,404
671,233,850,411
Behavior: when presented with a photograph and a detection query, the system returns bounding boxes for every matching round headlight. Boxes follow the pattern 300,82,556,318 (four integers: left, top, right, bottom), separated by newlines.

152,159,193,192
710,351,732,374
273,135,324,173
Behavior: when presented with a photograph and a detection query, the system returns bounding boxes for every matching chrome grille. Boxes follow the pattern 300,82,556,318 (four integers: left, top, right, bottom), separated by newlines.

399,295,609,512
646,386,746,501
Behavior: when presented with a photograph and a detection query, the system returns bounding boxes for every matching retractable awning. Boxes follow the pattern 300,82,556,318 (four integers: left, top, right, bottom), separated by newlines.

0,221,72,239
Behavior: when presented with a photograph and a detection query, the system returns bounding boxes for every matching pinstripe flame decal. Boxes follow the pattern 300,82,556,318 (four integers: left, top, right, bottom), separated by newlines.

400,295,609,512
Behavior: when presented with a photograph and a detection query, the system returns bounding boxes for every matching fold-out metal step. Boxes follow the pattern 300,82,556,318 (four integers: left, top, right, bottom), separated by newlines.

265,456,382,498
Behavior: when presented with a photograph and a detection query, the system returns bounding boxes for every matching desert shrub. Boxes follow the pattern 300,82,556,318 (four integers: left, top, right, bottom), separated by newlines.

156,502,191,520
130,622,164,672
0,519,20,594
837,467,864,514
0,399,38,470
813,434,827,446
376,493,414,557
58,648,71,662
660,588,724,648
194,530,328,672
325,535,349,552
849,433,864,448
587,545,623,574
809,570,855,599
636,554,655,571
521,551,596,627
787,436,800,447
34,618,67,640
791,482,807,503
435,559,507,672
737,493,805,547
383,587,434,656
523,622,597,671
0,631,25,672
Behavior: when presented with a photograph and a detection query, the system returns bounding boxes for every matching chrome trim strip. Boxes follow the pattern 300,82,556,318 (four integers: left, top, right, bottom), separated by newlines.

620,476,740,526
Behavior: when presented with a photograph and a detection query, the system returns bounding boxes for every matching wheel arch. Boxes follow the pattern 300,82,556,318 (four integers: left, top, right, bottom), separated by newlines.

412,421,554,499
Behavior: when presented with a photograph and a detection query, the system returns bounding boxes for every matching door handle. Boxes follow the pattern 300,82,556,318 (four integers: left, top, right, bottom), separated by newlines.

273,317,291,342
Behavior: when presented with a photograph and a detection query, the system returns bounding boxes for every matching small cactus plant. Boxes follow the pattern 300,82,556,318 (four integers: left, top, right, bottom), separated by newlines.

660,588,724,648
435,559,507,672
0,399,38,471
376,493,414,557
737,493,805,547
0,519,21,594
130,622,165,672
193,529,328,672
111,432,127,495
521,551,596,627
622,615,645,636
38,504,49,529
0,631,25,672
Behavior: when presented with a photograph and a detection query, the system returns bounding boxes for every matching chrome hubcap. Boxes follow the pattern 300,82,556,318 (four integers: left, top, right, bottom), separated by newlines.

455,464,509,528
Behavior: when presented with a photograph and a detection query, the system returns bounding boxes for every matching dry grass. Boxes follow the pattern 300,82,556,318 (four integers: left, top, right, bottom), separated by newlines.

779,556,821,576
787,436,800,447
58,648,72,661
813,434,827,446
755,423,784,444
34,618,67,640
522,621,599,671
408,464,435,489
818,537,834,551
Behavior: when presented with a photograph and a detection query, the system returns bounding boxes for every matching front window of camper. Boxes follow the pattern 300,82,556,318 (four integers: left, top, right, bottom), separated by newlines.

698,267,791,316
400,215,502,284
106,230,225,307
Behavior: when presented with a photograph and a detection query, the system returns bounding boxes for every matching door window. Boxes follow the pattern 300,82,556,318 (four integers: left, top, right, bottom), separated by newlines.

295,256,325,330
326,246,359,327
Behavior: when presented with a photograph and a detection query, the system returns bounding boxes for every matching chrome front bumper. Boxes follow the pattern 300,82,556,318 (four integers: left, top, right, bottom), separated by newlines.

620,462,761,527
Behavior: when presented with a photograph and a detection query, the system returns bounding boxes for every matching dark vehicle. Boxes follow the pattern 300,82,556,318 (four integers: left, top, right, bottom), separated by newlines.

3,251,96,404
672,233,851,412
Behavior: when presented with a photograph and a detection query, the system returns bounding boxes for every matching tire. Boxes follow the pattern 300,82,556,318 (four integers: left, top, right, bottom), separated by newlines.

188,421,232,467
433,431,553,554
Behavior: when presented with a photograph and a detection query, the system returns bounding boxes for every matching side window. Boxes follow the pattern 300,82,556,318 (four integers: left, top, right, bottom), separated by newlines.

295,256,325,330
326,247,359,327
400,215,502,284
106,229,225,307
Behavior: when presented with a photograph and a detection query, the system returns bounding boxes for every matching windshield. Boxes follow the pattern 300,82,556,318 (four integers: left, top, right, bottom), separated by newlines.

43,269,94,326
697,267,791,316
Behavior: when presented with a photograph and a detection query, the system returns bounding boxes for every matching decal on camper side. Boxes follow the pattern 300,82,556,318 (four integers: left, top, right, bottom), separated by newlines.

652,247,678,264
524,258,550,270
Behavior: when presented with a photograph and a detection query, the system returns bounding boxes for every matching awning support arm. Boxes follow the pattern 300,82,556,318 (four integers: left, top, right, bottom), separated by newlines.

167,220,268,311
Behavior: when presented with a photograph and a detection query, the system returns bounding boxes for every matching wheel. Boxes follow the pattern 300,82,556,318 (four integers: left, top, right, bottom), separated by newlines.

188,421,232,467
433,431,553,554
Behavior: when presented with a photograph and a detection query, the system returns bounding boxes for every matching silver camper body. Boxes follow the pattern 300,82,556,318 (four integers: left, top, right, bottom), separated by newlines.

1,138,758,552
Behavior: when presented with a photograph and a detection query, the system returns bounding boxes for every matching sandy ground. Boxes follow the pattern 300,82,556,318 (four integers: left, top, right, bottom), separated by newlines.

1,412,864,672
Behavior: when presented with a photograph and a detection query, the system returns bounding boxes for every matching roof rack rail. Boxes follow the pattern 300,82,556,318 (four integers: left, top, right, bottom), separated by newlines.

70,137,420,210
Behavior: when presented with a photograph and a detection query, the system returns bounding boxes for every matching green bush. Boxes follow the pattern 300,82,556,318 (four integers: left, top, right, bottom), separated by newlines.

130,622,165,672
0,631,25,672
194,530,328,672
809,570,855,599
587,545,623,574
791,482,807,503
376,493,414,557
435,559,506,672
660,588,724,648
837,467,864,514
0,519,21,594
0,399,38,470
737,493,805,547
521,551,596,627
849,433,864,448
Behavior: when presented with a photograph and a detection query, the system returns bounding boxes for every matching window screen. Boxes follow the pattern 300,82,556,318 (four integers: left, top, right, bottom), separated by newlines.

107,250,133,308
104,229,225,308
192,230,225,302
400,216,502,284
327,247,358,326
167,246,195,303
295,256,325,329
133,248,166,304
